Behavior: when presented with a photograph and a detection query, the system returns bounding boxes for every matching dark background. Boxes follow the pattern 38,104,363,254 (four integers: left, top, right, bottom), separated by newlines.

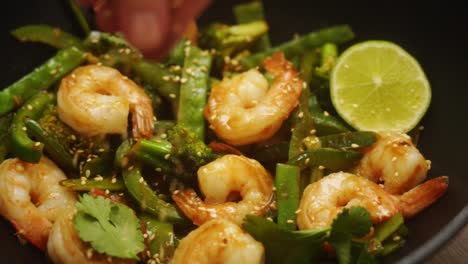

1,0,467,263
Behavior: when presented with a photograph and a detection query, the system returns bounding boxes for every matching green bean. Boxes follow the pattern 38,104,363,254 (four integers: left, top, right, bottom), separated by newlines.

240,25,354,68
289,85,315,159
66,0,90,36
60,177,125,192
10,92,55,163
308,94,351,136
122,164,185,223
24,119,75,171
80,153,114,178
0,114,13,162
233,1,271,51
177,46,212,140
131,139,172,172
315,43,338,78
166,40,189,66
318,131,378,150
275,163,300,230
11,25,81,49
0,46,85,115
373,213,404,243
287,148,362,171
140,214,175,262
132,61,180,108
299,49,320,84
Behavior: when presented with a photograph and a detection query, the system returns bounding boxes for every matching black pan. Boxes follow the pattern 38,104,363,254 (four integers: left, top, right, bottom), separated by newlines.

1,0,467,263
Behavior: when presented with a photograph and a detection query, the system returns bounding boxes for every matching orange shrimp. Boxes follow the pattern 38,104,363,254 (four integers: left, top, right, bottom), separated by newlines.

57,65,154,140
204,52,303,146
297,172,448,230
172,155,274,226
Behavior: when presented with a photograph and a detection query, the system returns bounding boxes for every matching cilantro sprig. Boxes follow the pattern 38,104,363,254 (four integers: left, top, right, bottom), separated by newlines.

243,206,378,264
73,194,145,260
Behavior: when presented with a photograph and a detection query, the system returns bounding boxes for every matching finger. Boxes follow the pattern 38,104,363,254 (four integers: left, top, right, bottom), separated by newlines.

148,0,211,59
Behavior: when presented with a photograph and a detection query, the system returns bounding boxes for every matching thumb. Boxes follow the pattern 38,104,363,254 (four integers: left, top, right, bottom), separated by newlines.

96,0,171,54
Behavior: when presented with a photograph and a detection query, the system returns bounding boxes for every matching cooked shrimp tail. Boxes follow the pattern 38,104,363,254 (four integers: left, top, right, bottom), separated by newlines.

0,157,76,250
205,52,303,146
173,154,274,226
400,176,449,218
57,65,154,140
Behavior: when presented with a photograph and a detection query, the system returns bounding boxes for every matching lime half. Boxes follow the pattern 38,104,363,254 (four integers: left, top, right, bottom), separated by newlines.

330,40,431,132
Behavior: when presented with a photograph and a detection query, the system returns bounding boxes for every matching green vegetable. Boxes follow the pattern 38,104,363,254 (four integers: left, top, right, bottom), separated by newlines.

275,163,300,230
233,1,271,51
328,207,374,264
318,131,378,150
60,177,125,192
140,214,176,263
24,119,75,171
309,93,351,135
243,215,329,264
249,142,290,165
287,148,362,171
289,87,316,159
73,194,144,260
132,61,180,112
240,25,355,68
316,42,338,78
11,25,81,48
177,45,212,140
80,153,114,178
122,164,185,223
66,0,90,36
199,21,269,58
299,49,320,84
128,125,217,178
0,46,85,115
166,39,189,66
0,114,13,162
10,92,55,163
373,213,405,243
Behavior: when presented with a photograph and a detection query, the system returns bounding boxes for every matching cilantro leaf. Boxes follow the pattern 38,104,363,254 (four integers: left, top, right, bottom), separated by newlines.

329,206,373,264
73,194,145,260
242,215,329,264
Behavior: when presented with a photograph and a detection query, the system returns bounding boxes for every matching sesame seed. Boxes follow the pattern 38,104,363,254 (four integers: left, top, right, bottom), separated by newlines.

26,104,32,110
94,175,104,181
295,209,302,214
111,178,117,183
351,143,359,148
173,190,180,195
139,177,144,183
162,76,170,81
318,165,325,170
105,189,110,195
394,171,399,176
34,142,41,147
98,148,105,152
305,158,310,165
164,154,170,160
323,111,330,116
85,170,91,177
22,127,27,131
169,93,176,99
286,219,295,224
298,111,304,118
392,156,397,162
310,129,316,134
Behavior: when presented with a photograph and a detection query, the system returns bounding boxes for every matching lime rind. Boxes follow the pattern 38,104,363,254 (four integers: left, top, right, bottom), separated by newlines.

330,40,431,132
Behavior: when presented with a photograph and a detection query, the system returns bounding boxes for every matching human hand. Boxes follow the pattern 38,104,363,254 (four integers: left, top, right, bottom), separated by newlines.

80,0,211,59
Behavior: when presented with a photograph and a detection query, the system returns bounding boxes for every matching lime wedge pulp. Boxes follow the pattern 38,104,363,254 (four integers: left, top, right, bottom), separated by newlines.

330,40,431,132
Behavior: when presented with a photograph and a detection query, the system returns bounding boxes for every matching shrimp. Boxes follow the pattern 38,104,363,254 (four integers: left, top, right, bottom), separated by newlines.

172,154,274,226
57,65,154,140
297,172,448,230
47,212,135,264
204,52,303,146
171,218,264,264
353,131,430,194
0,157,77,250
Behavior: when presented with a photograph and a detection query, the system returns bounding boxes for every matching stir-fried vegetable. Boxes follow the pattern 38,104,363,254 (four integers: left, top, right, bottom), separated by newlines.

0,1,446,264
